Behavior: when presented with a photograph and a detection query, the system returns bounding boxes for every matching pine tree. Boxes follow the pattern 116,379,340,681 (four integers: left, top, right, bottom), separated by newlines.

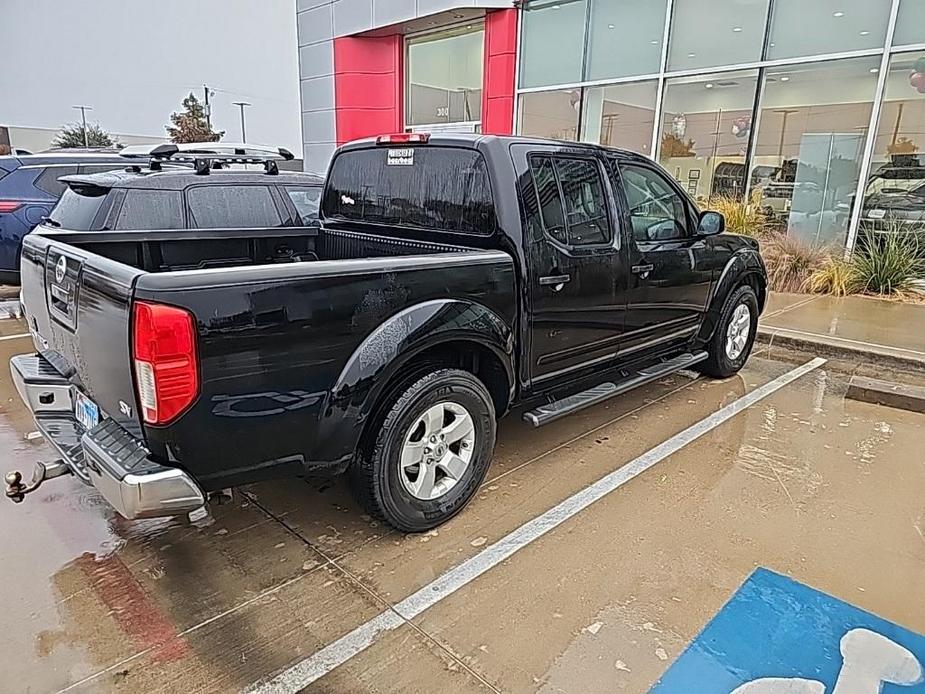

166,93,224,143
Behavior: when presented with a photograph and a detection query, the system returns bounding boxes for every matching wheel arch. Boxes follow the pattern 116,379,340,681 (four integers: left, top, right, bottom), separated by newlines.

311,299,515,472
697,249,767,345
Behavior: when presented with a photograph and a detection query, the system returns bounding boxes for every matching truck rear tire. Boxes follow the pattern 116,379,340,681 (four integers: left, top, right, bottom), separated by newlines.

698,284,758,378
350,368,496,533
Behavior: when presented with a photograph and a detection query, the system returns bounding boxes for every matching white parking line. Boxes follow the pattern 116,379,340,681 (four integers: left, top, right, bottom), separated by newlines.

0,332,29,341
246,357,828,694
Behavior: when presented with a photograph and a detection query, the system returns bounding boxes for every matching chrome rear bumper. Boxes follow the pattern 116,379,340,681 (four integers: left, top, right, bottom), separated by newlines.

9,353,205,519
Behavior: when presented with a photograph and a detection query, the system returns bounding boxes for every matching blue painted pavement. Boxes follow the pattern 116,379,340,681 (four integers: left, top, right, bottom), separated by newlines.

651,567,925,693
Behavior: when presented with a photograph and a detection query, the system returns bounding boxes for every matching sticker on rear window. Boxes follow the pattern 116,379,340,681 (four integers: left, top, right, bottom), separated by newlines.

387,148,414,166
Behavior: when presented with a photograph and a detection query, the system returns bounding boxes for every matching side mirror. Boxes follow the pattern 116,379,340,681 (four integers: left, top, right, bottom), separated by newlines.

698,210,725,236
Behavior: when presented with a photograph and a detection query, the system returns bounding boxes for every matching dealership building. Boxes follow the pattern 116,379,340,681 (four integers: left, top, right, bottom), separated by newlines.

298,0,925,252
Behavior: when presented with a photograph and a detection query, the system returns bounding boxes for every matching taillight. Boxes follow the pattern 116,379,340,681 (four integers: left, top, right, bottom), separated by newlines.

132,301,198,425
376,133,429,145
0,201,22,213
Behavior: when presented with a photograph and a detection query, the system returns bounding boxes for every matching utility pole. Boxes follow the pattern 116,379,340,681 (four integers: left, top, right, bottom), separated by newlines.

232,101,251,143
72,105,93,147
203,84,214,129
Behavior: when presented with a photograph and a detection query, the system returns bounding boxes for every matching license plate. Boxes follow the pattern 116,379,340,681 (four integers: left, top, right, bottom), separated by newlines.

867,208,886,219
75,391,100,431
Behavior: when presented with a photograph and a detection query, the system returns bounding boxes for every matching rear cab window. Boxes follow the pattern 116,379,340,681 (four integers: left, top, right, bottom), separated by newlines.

323,145,496,236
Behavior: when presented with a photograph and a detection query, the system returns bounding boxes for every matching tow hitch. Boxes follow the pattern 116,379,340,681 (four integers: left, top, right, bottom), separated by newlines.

5,460,71,502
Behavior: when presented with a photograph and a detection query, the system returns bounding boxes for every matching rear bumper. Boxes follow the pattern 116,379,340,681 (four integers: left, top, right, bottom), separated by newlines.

10,353,205,519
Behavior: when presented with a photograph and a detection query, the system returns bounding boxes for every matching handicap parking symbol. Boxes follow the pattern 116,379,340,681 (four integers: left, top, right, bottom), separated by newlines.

651,568,925,693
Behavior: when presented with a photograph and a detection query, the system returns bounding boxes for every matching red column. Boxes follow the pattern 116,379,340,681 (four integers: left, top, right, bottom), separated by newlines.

333,35,403,145
481,9,519,136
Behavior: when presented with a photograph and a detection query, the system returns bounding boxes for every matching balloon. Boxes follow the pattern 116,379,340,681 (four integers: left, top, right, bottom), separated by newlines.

915,56,925,73
911,72,925,88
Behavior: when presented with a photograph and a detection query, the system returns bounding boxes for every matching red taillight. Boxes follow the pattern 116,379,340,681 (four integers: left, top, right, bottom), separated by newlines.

0,201,22,213
376,133,429,145
132,301,198,425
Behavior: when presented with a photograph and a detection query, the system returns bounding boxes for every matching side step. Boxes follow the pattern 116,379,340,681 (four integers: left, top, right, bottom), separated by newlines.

523,351,708,427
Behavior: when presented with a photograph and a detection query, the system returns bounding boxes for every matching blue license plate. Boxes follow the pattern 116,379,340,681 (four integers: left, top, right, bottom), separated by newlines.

75,392,99,431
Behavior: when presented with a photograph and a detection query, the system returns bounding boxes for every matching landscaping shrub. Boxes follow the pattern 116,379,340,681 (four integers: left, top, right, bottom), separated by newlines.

760,232,829,293
706,190,769,237
851,230,925,296
807,257,858,296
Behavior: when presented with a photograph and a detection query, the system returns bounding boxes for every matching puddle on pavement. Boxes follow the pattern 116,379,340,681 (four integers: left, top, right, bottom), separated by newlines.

390,364,925,694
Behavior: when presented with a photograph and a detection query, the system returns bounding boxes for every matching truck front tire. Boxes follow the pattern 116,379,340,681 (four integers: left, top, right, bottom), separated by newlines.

350,368,496,533
699,284,759,378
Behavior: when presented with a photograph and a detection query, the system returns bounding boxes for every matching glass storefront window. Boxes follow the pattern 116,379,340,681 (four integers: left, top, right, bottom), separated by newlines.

861,52,925,235
894,0,925,47
750,58,880,246
667,0,770,72
766,0,890,61
581,81,659,155
406,24,484,127
658,70,759,201
520,0,587,89
518,89,581,140
586,0,667,81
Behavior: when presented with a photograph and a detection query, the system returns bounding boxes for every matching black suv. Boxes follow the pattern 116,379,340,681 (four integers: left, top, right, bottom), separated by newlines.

46,145,323,241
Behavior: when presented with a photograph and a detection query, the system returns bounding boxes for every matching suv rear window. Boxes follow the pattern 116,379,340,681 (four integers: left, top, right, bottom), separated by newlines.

323,146,495,235
48,185,109,230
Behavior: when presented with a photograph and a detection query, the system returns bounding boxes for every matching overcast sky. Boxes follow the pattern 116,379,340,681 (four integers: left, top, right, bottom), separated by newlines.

1,0,301,152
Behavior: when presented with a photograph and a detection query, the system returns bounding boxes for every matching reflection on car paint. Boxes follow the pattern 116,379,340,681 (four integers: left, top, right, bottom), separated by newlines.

211,390,324,418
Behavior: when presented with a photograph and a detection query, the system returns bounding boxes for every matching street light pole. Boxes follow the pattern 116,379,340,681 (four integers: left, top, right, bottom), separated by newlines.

232,101,251,143
72,105,93,147
203,84,214,129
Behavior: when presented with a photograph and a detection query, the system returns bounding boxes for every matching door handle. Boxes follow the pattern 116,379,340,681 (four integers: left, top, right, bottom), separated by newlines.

539,274,571,288
631,264,654,275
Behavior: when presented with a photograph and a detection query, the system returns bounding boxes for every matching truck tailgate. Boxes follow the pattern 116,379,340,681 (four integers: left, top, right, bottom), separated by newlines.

20,232,144,438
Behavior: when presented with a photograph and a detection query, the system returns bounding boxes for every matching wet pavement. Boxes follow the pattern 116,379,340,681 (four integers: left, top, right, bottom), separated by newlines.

761,292,925,358
1,316,924,694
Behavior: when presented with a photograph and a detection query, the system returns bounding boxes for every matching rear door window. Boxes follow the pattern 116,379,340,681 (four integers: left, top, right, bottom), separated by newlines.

35,166,78,197
323,146,495,235
48,185,109,230
527,155,612,247
187,185,283,228
115,189,184,230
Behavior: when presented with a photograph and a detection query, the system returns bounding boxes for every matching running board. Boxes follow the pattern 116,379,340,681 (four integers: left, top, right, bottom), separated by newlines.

523,351,708,427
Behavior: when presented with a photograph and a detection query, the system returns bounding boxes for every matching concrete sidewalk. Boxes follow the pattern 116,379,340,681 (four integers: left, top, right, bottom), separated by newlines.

757,292,925,395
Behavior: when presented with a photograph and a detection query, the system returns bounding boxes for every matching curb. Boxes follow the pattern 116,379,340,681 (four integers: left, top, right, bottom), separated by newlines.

755,325,925,373
845,375,925,414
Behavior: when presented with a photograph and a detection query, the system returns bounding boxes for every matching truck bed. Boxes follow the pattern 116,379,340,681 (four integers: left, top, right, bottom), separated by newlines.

20,225,516,489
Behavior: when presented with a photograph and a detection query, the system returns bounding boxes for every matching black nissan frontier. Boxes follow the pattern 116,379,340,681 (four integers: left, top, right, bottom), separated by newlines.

6,134,767,532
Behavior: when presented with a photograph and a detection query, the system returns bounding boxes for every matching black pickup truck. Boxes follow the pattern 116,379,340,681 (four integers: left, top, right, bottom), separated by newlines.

6,134,766,532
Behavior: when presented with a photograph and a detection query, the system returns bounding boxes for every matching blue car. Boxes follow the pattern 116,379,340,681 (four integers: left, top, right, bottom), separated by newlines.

0,152,130,284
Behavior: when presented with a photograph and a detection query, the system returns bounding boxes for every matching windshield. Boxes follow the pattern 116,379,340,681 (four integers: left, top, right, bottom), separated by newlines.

48,185,109,230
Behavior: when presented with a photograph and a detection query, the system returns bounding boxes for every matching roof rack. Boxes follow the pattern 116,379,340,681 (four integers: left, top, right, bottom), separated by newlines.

119,142,295,176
